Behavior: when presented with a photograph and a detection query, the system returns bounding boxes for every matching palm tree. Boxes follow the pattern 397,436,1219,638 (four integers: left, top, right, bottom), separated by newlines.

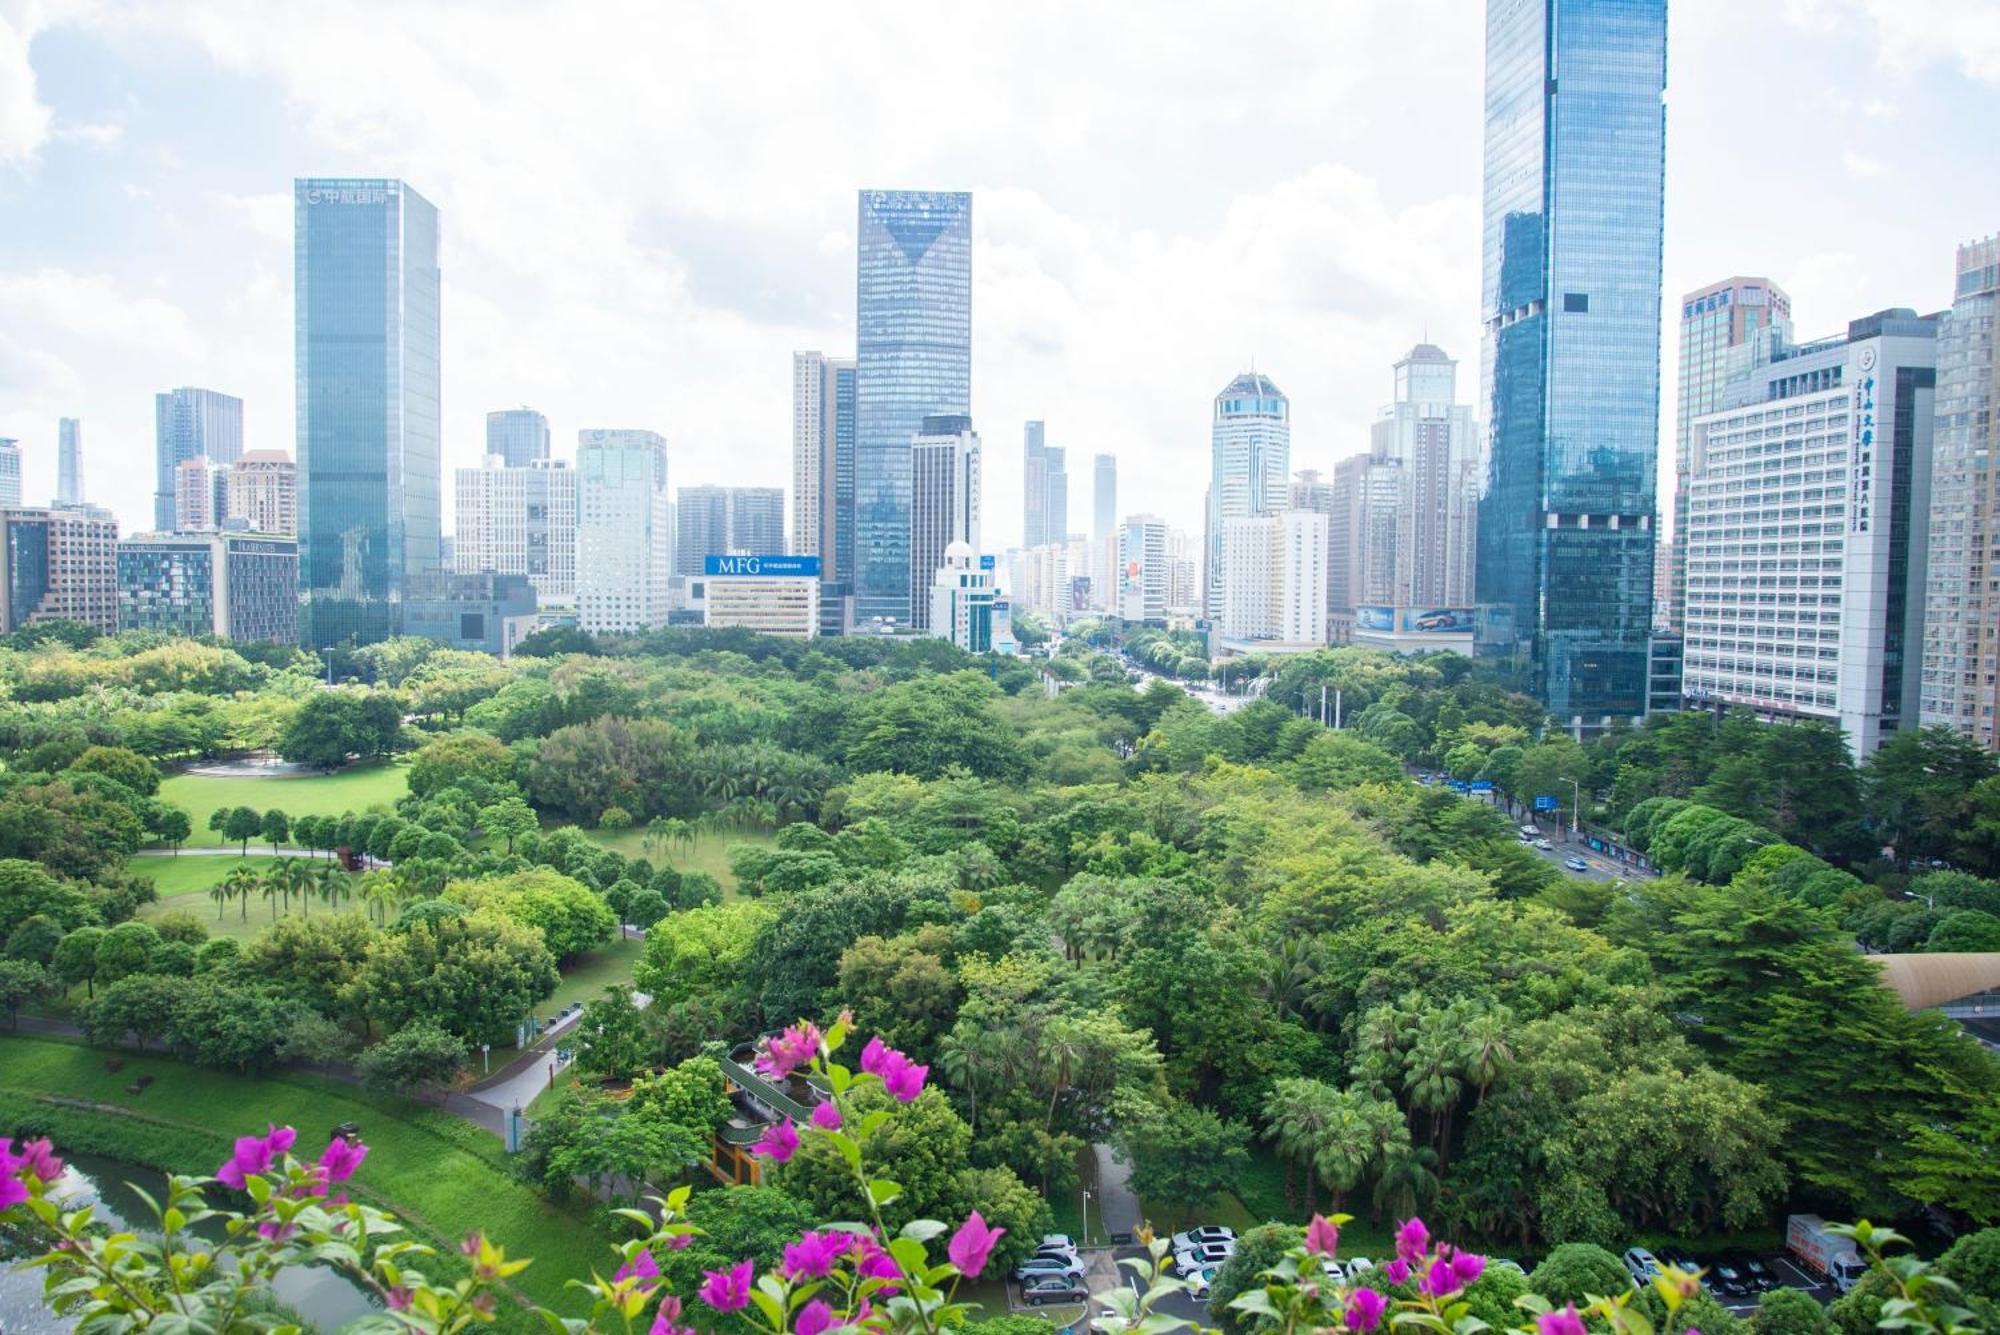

208,881,231,921
1311,1093,1376,1212
222,863,261,924
260,872,284,921
358,869,397,925
1257,933,1323,1024
1262,1077,1338,1212
1034,1019,1088,1134
1458,1008,1515,1107
1402,1026,1466,1162
935,1029,987,1133
1371,1142,1441,1223
318,864,353,913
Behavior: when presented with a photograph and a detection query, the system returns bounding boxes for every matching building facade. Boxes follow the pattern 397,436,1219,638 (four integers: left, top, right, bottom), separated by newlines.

295,178,442,648
675,486,729,577
227,450,298,537
1476,0,1667,729
454,455,577,603
1373,343,1480,608
1329,452,1401,614
117,532,299,643
1220,511,1328,646
485,408,551,468
1206,372,1291,621
0,440,19,508
0,507,119,632
174,456,228,531
56,418,83,507
729,488,787,558
792,352,857,583
854,190,972,626
702,555,821,639
154,388,244,531
1670,278,1792,632
1117,515,1170,624
1683,309,1939,757
1022,421,1068,552
909,415,982,632
403,572,539,658
1921,236,2000,745
928,543,999,651
576,429,670,633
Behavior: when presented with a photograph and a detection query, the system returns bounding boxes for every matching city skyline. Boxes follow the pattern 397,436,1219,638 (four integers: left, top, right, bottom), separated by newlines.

5,5,1997,552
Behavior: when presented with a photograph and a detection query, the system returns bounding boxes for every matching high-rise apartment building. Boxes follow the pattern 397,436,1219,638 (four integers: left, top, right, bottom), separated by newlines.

227,450,298,536
455,455,577,603
576,429,670,633
0,440,18,508
1118,515,1171,623
56,419,83,507
729,488,787,558
485,408,551,468
1206,372,1291,621
0,507,119,631
174,457,228,531
1684,309,1938,757
676,486,729,576
1921,236,2000,744
1670,278,1792,632
295,178,441,647
1221,511,1328,645
1329,452,1401,614
117,532,299,644
154,388,243,531
909,415,982,631
1476,0,1667,730
855,190,972,626
1373,343,1481,608
792,352,857,578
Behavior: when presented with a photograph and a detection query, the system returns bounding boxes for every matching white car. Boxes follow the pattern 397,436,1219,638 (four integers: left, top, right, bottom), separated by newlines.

1345,1257,1376,1282
1174,1241,1235,1272
1623,1247,1661,1288
1534,838,1554,851
1183,1267,1218,1301
1170,1226,1236,1252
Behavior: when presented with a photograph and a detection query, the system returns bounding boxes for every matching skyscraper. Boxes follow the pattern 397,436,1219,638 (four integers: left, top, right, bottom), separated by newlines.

0,507,118,632
1922,235,2000,745
728,487,787,556
56,419,83,506
676,485,730,574
1329,451,1401,614
227,451,299,536
1476,0,1667,730
1092,454,1117,542
1373,343,1481,608
793,352,857,577
576,429,670,633
1670,278,1792,631
854,190,972,627
1206,372,1291,620
154,388,244,530
486,408,551,467
294,178,441,648
174,456,228,531
0,440,21,508
455,455,576,603
1119,515,1171,623
1023,422,1049,549
909,415,982,631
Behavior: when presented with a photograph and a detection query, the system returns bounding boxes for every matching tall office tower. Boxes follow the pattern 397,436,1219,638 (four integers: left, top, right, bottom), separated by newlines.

1166,529,1201,613
174,456,228,531
1329,452,1401,613
295,178,441,648
118,532,299,643
1118,515,1171,623
1921,236,2000,745
486,408,551,467
56,419,83,506
1289,468,1337,621
1685,309,1938,757
0,440,20,507
1373,343,1482,607
454,455,577,603
675,485,730,573
1670,278,1792,631
1476,0,1667,731
0,507,119,631
1206,372,1291,620
728,487,787,556
1092,454,1116,541
1652,538,1673,632
1022,422,1051,549
909,415,982,630
227,450,298,536
576,429,670,633
792,352,857,575
855,190,972,626
154,388,244,530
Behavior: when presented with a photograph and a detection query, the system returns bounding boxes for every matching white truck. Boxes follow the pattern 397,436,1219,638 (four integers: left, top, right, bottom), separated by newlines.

1787,1214,1867,1293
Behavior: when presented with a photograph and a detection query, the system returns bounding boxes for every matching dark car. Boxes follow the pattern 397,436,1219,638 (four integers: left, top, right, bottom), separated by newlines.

1014,1256,1085,1284
1022,1276,1087,1306
1729,1254,1780,1293
1704,1258,1751,1299
1655,1247,1697,1273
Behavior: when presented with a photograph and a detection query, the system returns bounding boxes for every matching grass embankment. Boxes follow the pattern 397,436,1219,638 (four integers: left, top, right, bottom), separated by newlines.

0,1036,610,1326
576,827,773,899
158,761,410,849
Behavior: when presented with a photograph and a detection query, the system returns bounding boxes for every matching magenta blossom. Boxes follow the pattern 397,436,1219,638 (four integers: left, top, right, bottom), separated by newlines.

699,1259,755,1312
661,1231,694,1250
1347,1287,1387,1333
810,1100,842,1130
796,1299,836,1335
784,1230,852,1280
859,1036,891,1075
0,1142,29,1210
256,1219,298,1242
881,1053,928,1103
1450,1250,1485,1290
387,1286,414,1312
1395,1216,1429,1262
15,1138,63,1183
1382,1258,1411,1287
1304,1213,1340,1257
1421,1257,1464,1299
752,1118,800,1163
757,1022,824,1081
852,1236,903,1292
216,1124,297,1190
614,1246,662,1294
947,1210,1006,1278
650,1296,696,1335
1538,1305,1589,1335
319,1136,368,1186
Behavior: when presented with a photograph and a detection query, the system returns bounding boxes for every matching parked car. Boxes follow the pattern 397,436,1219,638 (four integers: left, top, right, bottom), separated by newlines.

1171,1226,1236,1252
1183,1267,1218,1300
1031,1244,1081,1267
1623,1248,1662,1287
1022,1276,1088,1306
1788,1215,1867,1294
1534,838,1554,851
1564,856,1591,873
1729,1254,1780,1293
1655,1247,1697,1274
1015,1257,1085,1284
1519,825,1539,838
1704,1258,1751,1299
1041,1234,1078,1252
1174,1241,1235,1271
1345,1258,1376,1282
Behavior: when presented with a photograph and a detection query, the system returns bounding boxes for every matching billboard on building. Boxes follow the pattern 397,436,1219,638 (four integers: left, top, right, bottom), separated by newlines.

1399,607,1475,633
1355,605,1395,631
703,554,822,578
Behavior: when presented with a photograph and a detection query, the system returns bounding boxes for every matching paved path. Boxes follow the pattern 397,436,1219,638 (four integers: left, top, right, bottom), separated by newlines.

1091,1142,1141,1243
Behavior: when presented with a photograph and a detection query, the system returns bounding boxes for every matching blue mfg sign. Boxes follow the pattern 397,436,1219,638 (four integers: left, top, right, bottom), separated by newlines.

1534,794,1558,811
703,554,821,578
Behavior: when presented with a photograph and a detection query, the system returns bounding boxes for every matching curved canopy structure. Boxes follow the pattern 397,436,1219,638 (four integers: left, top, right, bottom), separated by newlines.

1866,953,2000,1012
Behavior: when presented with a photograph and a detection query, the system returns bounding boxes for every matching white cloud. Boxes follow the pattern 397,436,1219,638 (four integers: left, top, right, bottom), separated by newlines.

0,268,204,353
53,118,120,146
1843,151,1889,179
1786,0,2000,84
0,7,52,164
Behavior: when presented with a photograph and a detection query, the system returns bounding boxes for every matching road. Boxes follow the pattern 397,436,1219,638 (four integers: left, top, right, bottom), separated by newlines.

1505,816,1644,884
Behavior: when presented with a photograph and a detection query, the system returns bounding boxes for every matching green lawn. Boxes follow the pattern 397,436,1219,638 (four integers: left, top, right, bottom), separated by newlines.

128,853,285,900
158,760,410,848
544,934,646,1012
575,826,774,898
0,1036,609,1327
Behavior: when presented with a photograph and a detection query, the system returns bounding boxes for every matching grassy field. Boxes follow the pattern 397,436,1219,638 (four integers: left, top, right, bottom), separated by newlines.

129,853,286,900
576,826,774,898
159,760,410,848
544,934,646,1011
0,1036,608,1327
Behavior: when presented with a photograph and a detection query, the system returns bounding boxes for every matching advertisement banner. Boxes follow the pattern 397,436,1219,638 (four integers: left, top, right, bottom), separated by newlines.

1399,607,1475,633
1355,605,1395,631
703,554,822,578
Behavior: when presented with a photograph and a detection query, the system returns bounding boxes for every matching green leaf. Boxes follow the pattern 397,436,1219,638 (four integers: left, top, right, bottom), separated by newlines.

866,1177,903,1208
901,1220,948,1244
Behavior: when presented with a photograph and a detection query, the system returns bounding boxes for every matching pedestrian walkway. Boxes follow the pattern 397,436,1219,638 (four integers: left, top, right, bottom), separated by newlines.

1091,1142,1141,1243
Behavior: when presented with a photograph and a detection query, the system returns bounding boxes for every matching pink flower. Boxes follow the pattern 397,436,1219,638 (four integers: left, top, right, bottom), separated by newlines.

1347,1287,1387,1333
1450,1251,1485,1290
1305,1214,1340,1257
0,1141,27,1210
756,1022,824,1081
1421,1257,1462,1299
1395,1217,1429,1262
650,1296,696,1335
257,1219,298,1242
753,1118,800,1163
796,1299,836,1335
859,1036,891,1075
615,1247,662,1294
853,1236,902,1291
216,1124,297,1190
948,1210,1006,1278
881,1055,928,1103
319,1136,368,1185
387,1286,413,1312
15,1139,63,1183
784,1230,852,1280
699,1259,755,1312
661,1231,694,1251
810,1100,843,1130
1382,1258,1411,1287
1538,1305,1589,1335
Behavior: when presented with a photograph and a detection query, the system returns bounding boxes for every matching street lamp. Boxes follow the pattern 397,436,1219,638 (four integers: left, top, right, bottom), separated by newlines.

1081,1187,1092,1247
1565,777,1583,839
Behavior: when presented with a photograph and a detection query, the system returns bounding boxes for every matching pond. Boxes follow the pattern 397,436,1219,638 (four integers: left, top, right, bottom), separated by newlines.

0,1151,379,1332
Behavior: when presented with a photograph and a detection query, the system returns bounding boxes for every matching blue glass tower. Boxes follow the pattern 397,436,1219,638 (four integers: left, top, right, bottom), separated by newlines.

295,178,441,648
1476,0,1667,728
854,190,971,627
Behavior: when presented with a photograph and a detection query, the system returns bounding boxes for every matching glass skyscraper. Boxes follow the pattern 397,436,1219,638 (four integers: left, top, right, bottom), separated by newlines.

1206,372,1291,621
294,178,441,648
854,190,971,627
486,407,551,467
1476,0,1667,729
155,387,245,531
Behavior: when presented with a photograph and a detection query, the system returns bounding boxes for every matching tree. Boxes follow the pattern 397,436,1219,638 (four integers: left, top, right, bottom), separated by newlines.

836,930,961,1054
155,807,192,855
0,859,98,937
409,730,515,799
94,920,162,986
358,1020,470,1101
1113,1101,1251,1225
577,985,652,1080
5,914,66,967
0,958,46,1025
783,1085,973,1227
347,911,559,1043
1753,1287,1832,1335
1262,1077,1338,1213
50,926,105,997
1207,1223,1303,1335
1926,910,2000,953
260,808,291,851
451,868,615,961
82,973,188,1049
479,796,539,855
546,1103,703,1205
1527,1243,1630,1305
1863,725,2000,864
632,900,776,1005
623,887,669,933
224,806,262,855
69,745,161,796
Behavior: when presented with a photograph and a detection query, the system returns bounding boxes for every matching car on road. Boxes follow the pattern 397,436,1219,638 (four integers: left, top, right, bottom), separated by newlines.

1518,825,1539,838
1015,1256,1085,1284
1564,856,1591,873
1022,1276,1088,1306
1171,1226,1236,1252
1174,1241,1235,1271
1729,1254,1780,1293
1534,838,1554,851
1623,1247,1663,1287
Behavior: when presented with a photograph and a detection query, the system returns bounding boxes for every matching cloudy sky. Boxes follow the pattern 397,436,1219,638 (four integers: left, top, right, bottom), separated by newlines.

3,0,1998,549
